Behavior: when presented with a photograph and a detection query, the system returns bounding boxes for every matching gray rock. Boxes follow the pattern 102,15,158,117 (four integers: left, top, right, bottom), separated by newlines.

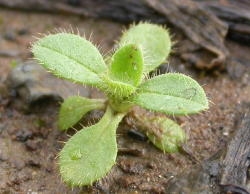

0,50,20,57
3,29,16,41
6,60,90,110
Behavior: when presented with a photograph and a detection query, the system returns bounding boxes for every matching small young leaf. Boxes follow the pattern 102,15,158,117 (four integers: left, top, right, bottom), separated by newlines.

109,44,143,87
59,107,125,186
119,23,171,73
133,73,208,115
146,117,186,153
101,44,143,99
58,96,105,131
32,33,107,86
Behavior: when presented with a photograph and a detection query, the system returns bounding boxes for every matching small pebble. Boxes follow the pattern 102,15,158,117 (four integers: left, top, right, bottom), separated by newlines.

0,50,20,57
0,151,8,161
17,28,29,35
0,123,5,134
223,131,229,136
15,129,33,142
11,158,25,170
25,139,41,151
4,29,16,41
27,158,41,168
9,174,20,185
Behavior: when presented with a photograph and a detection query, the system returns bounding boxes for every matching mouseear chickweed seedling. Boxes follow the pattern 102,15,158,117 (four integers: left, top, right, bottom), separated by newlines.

32,23,208,187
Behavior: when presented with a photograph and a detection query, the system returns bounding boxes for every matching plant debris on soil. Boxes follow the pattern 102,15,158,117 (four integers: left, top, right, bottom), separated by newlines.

0,6,249,194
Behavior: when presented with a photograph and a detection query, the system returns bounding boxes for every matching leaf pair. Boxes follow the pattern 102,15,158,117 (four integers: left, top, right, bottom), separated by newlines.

104,23,172,98
32,23,172,99
58,71,208,145
119,23,171,73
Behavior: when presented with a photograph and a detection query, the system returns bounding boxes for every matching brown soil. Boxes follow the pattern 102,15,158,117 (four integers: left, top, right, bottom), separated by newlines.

0,8,249,194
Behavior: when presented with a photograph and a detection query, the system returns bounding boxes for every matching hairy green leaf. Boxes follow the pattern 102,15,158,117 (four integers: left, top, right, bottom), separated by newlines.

59,107,125,186
32,33,107,86
58,96,105,131
110,44,143,86
119,23,171,73
101,44,143,99
146,117,186,153
133,73,209,115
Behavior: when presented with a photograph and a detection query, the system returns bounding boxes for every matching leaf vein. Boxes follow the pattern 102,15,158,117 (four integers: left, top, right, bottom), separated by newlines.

37,44,101,76
137,90,206,106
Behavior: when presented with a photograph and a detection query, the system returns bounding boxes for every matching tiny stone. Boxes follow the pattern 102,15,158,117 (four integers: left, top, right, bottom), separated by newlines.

27,189,38,194
25,139,41,151
0,50,20,57
45,164,53,173
223,131,229,136
4,29,16,41
0,151,8,161
11,158,25,170
15,129,33,142
0,123,5,134
38,184,46,191
27,158,41,168
17,28,29,35
18,171,31,182
9,174,20,185
146,161,156,169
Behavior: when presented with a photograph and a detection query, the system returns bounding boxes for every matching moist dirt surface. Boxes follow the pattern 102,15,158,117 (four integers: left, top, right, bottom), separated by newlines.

0,8,250,194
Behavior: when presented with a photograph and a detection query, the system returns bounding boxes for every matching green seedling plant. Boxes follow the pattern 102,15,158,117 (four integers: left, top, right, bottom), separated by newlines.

32,23,209,187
